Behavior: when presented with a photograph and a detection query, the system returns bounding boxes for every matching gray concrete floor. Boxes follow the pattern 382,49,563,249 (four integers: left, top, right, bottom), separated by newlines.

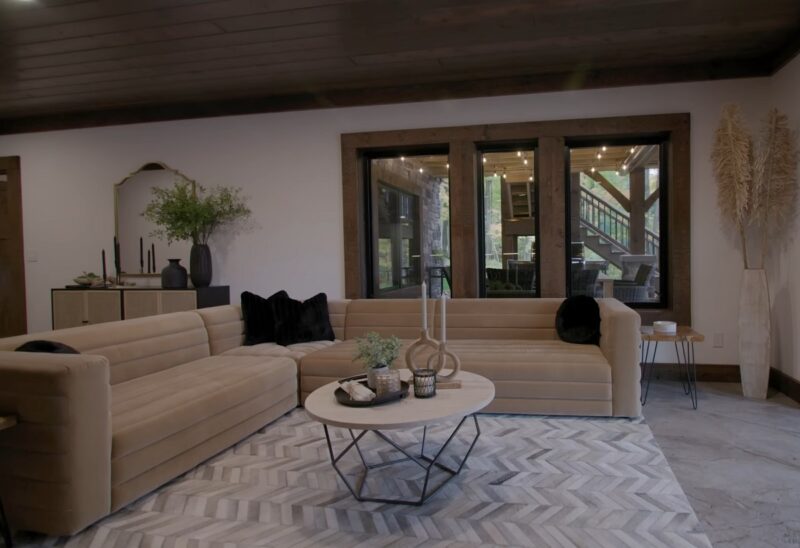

643,379,800,548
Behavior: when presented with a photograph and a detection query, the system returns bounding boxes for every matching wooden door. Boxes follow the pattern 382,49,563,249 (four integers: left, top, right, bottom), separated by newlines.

0,157,26,336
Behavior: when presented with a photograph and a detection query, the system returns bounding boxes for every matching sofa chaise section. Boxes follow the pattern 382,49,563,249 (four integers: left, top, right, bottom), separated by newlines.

0,311,297,536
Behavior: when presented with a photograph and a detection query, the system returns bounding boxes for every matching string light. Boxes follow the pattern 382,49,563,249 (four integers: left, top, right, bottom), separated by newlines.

516,151,521,157
630,147,635,153
528,176,533,181
482,157,487,163
621,164,627,170
596,153,602,159
400,156,405,161
502,173,507,179
523,159,528,165
493,172,498,177
590,167,596,173
446,163,449,169
602,146,607,152
419,168,424,173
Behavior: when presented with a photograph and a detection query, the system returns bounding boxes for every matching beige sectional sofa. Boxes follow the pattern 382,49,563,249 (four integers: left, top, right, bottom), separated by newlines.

0,297,640,537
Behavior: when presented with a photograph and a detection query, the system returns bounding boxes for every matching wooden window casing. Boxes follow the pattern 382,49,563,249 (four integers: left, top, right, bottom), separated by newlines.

342,114,690,325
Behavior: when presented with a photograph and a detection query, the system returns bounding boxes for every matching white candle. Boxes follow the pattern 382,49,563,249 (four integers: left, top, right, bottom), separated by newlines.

440,294,447,343
421,281,428,332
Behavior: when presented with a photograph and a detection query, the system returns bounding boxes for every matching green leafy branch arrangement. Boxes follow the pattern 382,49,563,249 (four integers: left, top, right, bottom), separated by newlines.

143,180,251,245
354,332,401,370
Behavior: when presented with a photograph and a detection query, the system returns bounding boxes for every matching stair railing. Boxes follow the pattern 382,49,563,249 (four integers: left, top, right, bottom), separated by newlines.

579,188,660,256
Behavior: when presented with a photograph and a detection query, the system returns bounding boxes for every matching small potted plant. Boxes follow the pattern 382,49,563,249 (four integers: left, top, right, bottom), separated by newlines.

354,332,401,389
143,180,251,288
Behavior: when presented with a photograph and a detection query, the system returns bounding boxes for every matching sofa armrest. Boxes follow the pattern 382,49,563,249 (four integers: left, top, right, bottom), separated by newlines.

0,351,111,536
597,299,642,417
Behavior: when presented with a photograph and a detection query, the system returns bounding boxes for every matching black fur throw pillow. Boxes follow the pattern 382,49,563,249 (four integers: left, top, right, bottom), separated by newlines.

555,296,601,345
271,292,335,346
241,290,289,345
15,340,80,354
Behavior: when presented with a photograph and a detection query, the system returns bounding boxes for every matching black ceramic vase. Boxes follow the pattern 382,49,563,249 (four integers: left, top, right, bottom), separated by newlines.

190,243,212,288
161,259,188,289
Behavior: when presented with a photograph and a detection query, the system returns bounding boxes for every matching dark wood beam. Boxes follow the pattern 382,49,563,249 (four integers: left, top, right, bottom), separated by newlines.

644,188,661,210
585,171,631,212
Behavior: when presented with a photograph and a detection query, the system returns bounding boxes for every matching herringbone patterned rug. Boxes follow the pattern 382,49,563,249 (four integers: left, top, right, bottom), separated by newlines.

25,409,711,547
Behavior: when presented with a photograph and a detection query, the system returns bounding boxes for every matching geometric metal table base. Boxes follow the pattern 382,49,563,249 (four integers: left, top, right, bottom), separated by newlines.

641,338,698,409
323,414,481,506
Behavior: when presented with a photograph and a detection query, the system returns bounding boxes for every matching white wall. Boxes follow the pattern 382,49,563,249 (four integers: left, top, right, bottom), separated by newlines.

0,74,773,367
770,53,800,381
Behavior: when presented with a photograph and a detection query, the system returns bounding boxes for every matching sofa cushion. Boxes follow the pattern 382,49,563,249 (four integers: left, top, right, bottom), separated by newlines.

299,339,612,407
111,355,297,467
241,290,288,345
0,311,210,385
431,298,562,341
556,295,601,345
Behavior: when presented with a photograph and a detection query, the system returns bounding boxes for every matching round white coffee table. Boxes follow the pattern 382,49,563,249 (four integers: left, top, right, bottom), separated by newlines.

305,370,495,505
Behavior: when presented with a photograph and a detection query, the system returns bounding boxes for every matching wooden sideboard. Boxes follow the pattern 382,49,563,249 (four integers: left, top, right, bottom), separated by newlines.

51,286,229,329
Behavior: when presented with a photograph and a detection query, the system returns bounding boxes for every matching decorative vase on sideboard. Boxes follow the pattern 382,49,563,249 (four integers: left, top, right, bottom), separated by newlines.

190,243,212,288
161,259,188,289
739,268,770,399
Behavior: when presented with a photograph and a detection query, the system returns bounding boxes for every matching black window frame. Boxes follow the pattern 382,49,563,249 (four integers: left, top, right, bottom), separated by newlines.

476,141,541,299
564,134,670,309
363,146,451,299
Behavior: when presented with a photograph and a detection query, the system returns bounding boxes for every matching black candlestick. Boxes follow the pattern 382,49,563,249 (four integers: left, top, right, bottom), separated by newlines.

140,237,144,273
102,249,107,287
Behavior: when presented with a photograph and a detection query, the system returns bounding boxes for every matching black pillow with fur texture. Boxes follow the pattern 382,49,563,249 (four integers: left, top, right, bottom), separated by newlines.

555,295,601,345
271,292,335,346
15,340,80,354
241,290,289,345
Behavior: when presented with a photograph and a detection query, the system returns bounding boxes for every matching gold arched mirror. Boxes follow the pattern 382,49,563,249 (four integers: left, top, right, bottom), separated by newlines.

114,162,194,276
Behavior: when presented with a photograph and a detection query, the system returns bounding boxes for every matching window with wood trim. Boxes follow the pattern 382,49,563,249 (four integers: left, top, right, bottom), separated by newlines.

342,113,690,325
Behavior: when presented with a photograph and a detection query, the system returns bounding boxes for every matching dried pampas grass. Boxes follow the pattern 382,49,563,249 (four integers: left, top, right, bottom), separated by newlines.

712,104,798,269
753,108,799,265
712,104,753,267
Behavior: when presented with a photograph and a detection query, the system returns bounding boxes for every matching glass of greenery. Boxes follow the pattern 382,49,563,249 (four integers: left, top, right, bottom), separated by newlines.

354,331,401,389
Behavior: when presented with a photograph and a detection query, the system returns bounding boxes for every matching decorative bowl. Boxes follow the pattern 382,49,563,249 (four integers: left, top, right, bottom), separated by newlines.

653,320,677,334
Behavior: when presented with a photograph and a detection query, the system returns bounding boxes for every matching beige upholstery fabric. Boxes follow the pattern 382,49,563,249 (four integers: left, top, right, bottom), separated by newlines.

299,338,613,415
0,352,111,536
0,312,210,385
196,300,349,355
111,393,296,510
222,342,295,358
432,298,561,340
345,299,436,339
110,355,297,508
598,298,642,417
194,305,244,355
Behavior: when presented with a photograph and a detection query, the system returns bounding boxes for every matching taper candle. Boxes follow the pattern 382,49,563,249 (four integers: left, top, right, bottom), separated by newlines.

440,294,447,343
151,243,156,271
101,249,107,286
147,249,151,273
139,237,144,273
113,236,120,274
421,281,428,332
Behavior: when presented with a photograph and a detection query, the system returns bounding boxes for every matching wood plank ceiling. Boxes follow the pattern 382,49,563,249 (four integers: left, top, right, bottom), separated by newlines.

0,0,798,134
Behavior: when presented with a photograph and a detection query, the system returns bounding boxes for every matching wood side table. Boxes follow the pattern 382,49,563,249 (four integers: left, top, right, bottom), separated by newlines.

0,415,17,548
641,327,705,409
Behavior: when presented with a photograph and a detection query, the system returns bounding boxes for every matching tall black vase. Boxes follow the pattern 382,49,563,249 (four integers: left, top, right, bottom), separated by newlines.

161,259,188,289
190,243,212,288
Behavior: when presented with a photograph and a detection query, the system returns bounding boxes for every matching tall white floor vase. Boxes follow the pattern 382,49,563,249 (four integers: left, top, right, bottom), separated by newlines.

738,269,771,399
